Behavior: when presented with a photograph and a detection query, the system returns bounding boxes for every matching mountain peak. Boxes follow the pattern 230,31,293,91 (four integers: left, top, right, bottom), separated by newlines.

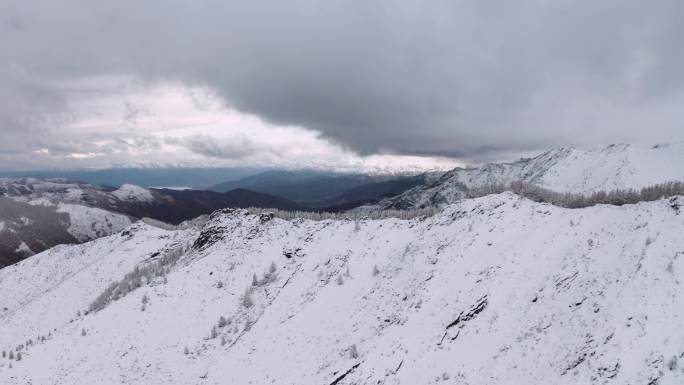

373,142,684,209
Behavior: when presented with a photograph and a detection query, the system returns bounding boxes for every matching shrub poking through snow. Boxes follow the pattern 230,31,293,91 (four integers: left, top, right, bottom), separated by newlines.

183,346,189,355
242,288,254,308
372,265,380,276
349,344,359,359
668,356,678,371
218,316,228,328
141,294,149,311
251,273,259,287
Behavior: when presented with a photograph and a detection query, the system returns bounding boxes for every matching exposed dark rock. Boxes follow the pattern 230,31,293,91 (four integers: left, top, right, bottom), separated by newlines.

329,362,361,385
446,295,488,330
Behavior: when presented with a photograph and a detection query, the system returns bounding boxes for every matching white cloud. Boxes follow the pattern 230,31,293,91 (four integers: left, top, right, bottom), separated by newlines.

0,79,462,173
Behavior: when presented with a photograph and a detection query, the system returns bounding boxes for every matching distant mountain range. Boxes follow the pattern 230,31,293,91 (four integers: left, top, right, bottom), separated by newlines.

208,170,429,208
3,142,684,384
4,142,683,266
0,171,423,266
372,142,684,209
0,180,300,267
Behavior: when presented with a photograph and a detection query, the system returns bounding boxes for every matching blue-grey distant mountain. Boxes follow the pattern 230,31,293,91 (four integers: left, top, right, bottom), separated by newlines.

208,170,338,198
317,174,429,211
148,188,302,224
208,170,426,207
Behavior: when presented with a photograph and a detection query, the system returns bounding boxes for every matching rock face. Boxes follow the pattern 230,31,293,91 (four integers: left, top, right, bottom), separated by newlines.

376,142,684,209
1,193,684,384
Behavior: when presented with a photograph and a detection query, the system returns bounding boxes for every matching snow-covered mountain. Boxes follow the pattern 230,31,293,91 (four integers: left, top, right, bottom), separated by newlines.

0,179,133,266
1,193,683,384
0,178,301,266
378,143,684,209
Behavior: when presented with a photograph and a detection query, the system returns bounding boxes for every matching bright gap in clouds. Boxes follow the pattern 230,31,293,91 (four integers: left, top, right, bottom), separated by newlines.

11,78,463,174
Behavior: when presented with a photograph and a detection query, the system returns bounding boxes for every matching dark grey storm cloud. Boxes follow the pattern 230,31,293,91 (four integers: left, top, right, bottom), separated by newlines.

2,0,684,161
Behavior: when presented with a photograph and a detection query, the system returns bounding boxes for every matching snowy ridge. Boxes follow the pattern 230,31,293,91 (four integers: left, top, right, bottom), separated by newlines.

56,203,132,242
379,142,684,209
112,184,155,203
1,194,684,384
0,179,136,265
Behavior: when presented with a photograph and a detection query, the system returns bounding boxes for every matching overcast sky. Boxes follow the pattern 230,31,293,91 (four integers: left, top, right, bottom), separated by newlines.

1,0,683,172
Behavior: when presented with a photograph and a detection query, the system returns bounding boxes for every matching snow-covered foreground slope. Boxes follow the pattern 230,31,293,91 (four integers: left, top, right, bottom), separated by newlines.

2,194,684,384
381,142,684,209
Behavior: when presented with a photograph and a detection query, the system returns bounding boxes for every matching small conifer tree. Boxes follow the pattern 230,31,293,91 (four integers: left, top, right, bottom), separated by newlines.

349,344,359,359
141,294,149,311
242,288,253,308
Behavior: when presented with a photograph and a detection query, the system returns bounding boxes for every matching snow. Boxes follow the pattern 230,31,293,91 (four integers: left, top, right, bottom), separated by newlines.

56,203,132,242
111,184,155,203
25,197,55,206
1,194,684,384
381,142,684,209
13,241,33,256
150,186,192,190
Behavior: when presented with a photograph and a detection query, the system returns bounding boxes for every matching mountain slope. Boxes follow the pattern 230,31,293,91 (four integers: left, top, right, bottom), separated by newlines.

1,193,683,384
147,188,303,223
317,174,429,211
208,169,328,194
379,142,684,209
0,179,303,266
0,197,78,266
